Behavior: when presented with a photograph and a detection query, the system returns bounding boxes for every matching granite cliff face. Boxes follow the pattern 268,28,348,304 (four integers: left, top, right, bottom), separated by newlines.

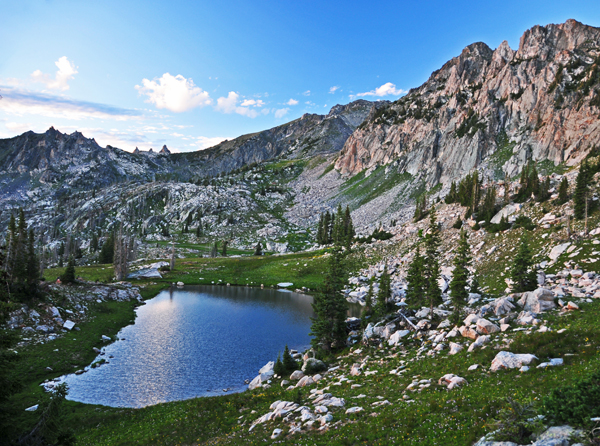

335,19,600,185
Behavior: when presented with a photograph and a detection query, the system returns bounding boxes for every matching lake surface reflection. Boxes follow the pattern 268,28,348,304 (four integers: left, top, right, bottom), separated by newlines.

62,285,320,408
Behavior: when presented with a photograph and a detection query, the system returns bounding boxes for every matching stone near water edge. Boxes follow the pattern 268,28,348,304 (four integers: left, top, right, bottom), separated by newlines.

259,361,275,374
490,351,537,372
63,320,75,330
277,282,293,288
290,370,304,380
176,281,184,287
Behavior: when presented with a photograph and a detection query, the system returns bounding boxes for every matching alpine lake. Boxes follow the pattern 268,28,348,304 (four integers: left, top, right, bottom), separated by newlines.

59,285,361,408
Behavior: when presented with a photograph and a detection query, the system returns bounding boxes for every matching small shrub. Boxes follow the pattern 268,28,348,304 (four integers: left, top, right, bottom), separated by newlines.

452,218,462,229
488,397,545,443
513,215,536,230
543,369,600,426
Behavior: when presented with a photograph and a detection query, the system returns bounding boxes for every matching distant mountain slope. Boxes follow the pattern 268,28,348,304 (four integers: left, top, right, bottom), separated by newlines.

336,19,600,185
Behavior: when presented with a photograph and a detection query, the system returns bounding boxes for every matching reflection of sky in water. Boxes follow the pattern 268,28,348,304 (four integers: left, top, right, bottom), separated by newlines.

62,286,319,408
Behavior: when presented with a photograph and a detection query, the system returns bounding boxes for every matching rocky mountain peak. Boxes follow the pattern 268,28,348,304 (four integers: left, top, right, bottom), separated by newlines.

335,19,600,186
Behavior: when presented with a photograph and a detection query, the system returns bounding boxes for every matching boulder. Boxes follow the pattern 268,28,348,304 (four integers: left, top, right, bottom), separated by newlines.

63,320,75,330
548,243,571,261
296,376,315,388
458,326,479,340
463,313,480,326
490,204,521,225
490,351,537,372
493,297,515,316
345,406,363,414
476,319,500,335
259,361,275,374
271,428,283,439
518,288,555,313
448,342,463,355
277,282,293,288
290,370,304,380
438,374,468,390
388,329,410,346
350,364,362,376
468,335,490,352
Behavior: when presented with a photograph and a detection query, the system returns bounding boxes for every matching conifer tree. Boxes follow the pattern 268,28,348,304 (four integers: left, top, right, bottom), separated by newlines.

273,353,285,376
221,240,228,257
310,245,348,353
210,241,218,258
26,229,39,284
90,233,99,252
99,233,114,264
449,229,471,322
375,264,391,317
316,213,325,245
282,344,298,372
423,209,442,316
323,212,332,244
470,275,481,295
60,256,76,284
253,242,263,256
406,245,425,308
557,177,569,205
510,235,537,293
6,214,17,282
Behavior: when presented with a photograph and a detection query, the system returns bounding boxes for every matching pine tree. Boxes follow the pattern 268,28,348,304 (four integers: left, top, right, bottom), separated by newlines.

574,162,591,220
221,240,228,257
26,229,39,284
423,209,442,316
253,242,263,256
90,233,99,252
375,264,391,317
343,206,355,249
210,241,218,258
316,213,325,245
510,235,537,293
470,275,481,294
6,214,17,282
12,209,27,282
557,177,569,205
60,256,76,284
449,229,471,322
310,246,348,353
282,344,298,372
445,181,457,204
99,233,114,264
406,245,425,308
323,212,332,244
273,353,285,376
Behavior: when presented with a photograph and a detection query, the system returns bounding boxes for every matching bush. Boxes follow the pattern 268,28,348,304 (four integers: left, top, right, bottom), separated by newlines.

452,218,462,229
302,358,327,375
513,215,536,230
489,397,544,443
543,369,600,426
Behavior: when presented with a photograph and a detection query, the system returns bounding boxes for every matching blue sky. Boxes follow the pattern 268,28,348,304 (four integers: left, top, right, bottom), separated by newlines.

1,0,599,152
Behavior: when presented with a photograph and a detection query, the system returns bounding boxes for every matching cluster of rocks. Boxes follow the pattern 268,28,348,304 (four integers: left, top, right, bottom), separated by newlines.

475,425,587,446
5,282,142,347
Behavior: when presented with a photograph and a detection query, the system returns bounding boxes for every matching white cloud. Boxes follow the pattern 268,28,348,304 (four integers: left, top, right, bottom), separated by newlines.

0,87,141,121
329,86,340,94
195,136,230,150
302,90,311,96
135,73,212,112
5,121,33,134
274,108,289,119
286,98,298,106
215,91,259,118
31,56,78,91
240,99,265,107
356,82,406,97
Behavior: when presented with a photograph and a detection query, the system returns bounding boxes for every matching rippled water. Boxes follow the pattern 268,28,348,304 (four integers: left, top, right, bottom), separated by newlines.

62,285,319,408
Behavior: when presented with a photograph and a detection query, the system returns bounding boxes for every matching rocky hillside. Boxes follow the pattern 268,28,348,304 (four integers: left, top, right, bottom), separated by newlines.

336,19,600,186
